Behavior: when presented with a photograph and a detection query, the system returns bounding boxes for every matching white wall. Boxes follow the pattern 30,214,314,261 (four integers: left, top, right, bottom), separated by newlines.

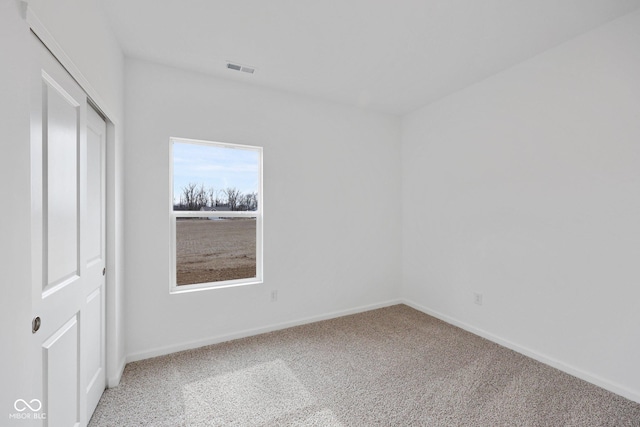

402,10,640,402
0,1,34,423
124,59,402,360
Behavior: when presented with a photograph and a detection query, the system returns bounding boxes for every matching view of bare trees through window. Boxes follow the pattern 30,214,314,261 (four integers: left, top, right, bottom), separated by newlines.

174,183,258,212
172,140,261,287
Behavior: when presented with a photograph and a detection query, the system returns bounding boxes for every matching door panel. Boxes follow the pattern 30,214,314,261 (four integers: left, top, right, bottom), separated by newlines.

44,77,80,289
86,114,103,265
84,105,107,418
31,33,106,427
42,315,80,426
85,288,102,388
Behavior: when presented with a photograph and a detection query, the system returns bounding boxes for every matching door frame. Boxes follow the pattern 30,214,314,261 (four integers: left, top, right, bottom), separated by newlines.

27,9,125,388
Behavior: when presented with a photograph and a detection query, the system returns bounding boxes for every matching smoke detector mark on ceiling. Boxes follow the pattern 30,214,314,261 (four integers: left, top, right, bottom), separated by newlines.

226,61,256,74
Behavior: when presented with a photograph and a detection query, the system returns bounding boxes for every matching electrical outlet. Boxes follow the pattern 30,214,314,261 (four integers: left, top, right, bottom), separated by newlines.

271,290,278,302
473,292,483,306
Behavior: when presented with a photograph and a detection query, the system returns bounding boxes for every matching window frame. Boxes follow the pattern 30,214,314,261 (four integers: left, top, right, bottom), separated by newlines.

169,137,263,294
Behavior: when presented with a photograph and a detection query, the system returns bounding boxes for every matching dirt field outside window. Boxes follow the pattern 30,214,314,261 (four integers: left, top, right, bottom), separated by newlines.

176,219,256,285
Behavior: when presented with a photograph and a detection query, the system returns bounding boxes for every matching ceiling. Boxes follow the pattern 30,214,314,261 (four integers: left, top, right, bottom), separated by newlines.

100,0,640,115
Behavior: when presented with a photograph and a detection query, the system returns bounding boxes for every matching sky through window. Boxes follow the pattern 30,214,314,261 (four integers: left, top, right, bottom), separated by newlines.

173,141,259,205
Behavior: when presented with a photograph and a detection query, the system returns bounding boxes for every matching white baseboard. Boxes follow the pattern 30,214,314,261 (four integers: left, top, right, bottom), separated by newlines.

401,298,640,404
107,356,126,388
126,298,402,363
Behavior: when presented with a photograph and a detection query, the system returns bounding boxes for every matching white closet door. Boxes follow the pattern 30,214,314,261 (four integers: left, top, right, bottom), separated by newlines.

30,33,106,426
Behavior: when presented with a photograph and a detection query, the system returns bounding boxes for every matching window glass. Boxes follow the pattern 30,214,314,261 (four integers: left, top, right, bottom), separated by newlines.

170,138,262,292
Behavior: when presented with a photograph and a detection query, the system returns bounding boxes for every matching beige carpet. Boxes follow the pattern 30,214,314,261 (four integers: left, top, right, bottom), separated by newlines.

89,305,640,426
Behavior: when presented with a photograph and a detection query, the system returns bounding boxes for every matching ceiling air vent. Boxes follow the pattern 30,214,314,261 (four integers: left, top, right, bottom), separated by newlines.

226,61,256,74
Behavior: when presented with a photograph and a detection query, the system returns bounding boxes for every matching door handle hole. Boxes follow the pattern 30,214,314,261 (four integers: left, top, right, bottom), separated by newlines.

32,316,41,334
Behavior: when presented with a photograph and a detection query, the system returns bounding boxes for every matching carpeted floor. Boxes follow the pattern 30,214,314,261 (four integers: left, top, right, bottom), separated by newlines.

89,305,640,426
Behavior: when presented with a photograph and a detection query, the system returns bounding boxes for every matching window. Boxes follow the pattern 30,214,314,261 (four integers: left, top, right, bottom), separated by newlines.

170,137,263,292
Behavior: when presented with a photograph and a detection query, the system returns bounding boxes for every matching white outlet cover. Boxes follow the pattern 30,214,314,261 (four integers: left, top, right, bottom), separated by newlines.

474,293,483,305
